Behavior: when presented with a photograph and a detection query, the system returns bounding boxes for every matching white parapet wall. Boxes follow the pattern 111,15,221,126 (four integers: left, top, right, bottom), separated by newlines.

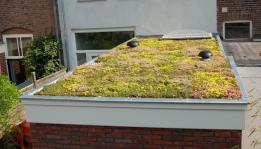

21,95,247,130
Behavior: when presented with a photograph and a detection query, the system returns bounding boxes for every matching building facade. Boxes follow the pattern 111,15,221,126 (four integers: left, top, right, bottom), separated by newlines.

1,1,259,148
58,0,217,69
217,0,261,40
0,0,59,85
25,1,254,148
59,0,261,70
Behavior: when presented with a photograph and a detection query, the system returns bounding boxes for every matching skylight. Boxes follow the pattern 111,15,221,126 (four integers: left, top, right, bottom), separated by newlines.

162,29,212,39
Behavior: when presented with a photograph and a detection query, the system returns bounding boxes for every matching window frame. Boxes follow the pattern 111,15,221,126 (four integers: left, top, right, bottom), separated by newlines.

73,27,135,65
2,34,33,84
223,20,252,40
2,34,33,59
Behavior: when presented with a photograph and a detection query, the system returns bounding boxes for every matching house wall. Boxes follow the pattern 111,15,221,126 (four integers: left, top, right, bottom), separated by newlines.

30,123,241,149
59,0,217,69
217,0,261,36
0,0,57,43
0,52,6,75
0,0,59,80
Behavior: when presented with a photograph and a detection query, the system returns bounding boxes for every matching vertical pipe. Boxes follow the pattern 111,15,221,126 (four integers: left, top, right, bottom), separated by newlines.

57,0,69,69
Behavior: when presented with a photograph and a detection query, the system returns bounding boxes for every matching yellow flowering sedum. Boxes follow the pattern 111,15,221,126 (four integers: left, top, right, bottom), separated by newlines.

38,38,242,99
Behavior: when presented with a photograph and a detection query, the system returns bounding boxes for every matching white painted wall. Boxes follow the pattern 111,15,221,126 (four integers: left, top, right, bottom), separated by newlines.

59,0,217,69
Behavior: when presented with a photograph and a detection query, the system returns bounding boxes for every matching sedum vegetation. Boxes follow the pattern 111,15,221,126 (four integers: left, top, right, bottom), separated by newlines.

38,38,242,99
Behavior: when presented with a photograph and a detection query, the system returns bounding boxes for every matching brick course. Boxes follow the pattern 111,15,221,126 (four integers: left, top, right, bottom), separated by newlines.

0,0,57,43
0,52,6,74
31,123,241,149
217,0,261,35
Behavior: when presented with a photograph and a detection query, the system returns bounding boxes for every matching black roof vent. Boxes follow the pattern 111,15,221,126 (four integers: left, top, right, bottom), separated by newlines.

127,40,139,48
198,50,213,60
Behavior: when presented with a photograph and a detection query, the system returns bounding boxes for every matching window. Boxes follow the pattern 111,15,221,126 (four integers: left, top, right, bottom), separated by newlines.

223,21,252,40
75,31,134,50
75,31,134,65
7,59,27,85
76,53,87,65
4,35,33,57
3,34,33,85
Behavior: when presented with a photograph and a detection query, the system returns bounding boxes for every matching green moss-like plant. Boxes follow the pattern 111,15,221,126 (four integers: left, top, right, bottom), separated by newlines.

38,38,242,99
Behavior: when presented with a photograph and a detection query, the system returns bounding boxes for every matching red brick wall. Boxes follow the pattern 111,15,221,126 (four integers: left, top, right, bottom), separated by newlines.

0,0,57,43
31,123,241,149
217,0,261,35
0,52,6,74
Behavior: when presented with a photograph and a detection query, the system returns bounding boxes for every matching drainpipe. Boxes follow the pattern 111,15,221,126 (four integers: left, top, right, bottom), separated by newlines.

53,0,60,40
57,0,69,69
52,0,63,66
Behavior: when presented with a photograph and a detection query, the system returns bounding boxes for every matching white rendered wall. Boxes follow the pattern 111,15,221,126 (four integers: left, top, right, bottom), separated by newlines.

21,96,246,130
60,0,217,69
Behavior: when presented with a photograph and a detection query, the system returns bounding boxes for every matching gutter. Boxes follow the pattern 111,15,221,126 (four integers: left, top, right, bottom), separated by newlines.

53,0,60,40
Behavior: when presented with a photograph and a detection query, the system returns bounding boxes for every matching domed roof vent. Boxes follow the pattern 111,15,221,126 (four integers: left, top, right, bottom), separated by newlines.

198,50,213,60
127,40,139,48
162,29,212,40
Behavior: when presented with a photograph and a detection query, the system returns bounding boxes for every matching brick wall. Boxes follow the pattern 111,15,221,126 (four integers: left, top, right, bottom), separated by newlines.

31,123,241,149
0,0,57,43
217,0,261,35
0,52,6,74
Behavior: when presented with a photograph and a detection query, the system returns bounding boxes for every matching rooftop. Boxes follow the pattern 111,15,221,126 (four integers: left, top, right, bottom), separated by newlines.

37,37,242,99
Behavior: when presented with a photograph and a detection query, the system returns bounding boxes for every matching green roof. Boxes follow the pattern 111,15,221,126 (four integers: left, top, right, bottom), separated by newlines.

37,38,242,99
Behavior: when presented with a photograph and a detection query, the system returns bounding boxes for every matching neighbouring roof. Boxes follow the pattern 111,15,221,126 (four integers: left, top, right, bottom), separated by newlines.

37,37,242,99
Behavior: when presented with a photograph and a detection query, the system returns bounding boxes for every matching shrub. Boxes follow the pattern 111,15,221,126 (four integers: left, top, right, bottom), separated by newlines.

0,75,20,149
24,36,63,79
0,75,20,124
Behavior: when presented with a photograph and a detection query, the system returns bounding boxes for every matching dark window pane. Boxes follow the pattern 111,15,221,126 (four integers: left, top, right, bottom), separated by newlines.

21,37,32,56
75,31,134,50
77,53,87,65
7,59,26,85
225,22,250,39
7,38,19,56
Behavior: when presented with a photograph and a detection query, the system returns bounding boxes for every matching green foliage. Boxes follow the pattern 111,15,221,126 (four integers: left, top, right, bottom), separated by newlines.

0,75,20,124
24,36,63,79
1,130,19,149
38,38,242,99
0,75,20,148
